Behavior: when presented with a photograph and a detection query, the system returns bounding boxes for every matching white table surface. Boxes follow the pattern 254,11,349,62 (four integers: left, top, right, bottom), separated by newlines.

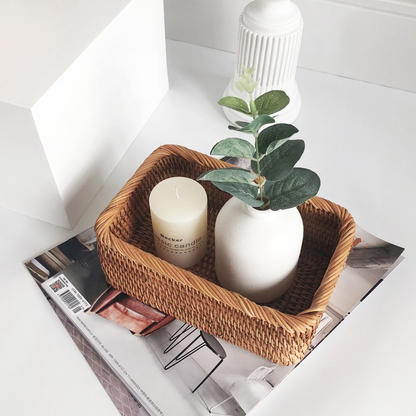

1,40,416,416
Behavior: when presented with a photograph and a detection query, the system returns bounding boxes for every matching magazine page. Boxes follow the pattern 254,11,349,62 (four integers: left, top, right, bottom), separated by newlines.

26,229,277,416
25,226,404,416
328,225,405,317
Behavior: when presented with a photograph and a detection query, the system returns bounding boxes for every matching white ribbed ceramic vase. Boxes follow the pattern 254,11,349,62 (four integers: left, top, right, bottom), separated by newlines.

215,197,303,304
224,0,303,124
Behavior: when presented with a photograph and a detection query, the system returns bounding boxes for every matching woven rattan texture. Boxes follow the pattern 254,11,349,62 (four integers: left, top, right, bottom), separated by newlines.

95,145,356,365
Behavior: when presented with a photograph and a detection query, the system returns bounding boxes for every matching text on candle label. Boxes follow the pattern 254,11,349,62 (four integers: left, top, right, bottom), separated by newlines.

154,234,205,254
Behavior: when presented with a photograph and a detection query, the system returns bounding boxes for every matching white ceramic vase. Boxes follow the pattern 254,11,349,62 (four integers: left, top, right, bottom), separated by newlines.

215,197,303,304
224,0,303,124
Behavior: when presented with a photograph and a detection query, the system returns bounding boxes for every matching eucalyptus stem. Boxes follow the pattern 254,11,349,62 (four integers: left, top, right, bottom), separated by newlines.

199,66,319,211
249,92,264,206
254,130,264,204
249,92,258,119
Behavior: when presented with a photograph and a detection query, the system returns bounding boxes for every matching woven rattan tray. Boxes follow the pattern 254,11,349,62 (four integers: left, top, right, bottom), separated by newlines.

95,144,356,365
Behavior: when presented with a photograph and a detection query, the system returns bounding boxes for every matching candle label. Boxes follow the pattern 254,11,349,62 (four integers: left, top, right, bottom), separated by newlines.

154,233,206,255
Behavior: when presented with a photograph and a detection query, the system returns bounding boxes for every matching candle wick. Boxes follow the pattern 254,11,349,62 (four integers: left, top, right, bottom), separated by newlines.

175,186,180,199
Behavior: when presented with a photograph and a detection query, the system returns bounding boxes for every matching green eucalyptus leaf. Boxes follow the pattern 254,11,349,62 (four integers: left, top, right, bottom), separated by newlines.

218,96,251,115
228,121,250,131
212,181,264,207
251,140,305,180
258,124,299,155
254,90,290,116
211,138,255,159
264,168,321,210
235,121,250,128
265,139,289,155
197,167,256,184
230,115,275,135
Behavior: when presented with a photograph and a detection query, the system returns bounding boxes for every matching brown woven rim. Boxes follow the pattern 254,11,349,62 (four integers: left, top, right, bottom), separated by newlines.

97,144,355,328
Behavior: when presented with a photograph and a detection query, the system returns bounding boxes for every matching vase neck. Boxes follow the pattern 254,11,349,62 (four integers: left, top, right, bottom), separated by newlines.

242,200,277,219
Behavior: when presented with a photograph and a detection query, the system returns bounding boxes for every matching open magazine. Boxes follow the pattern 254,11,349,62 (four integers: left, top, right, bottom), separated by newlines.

25,226,404,416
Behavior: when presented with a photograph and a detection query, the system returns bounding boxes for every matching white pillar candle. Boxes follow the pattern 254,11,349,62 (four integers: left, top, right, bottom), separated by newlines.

149,177,208,268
